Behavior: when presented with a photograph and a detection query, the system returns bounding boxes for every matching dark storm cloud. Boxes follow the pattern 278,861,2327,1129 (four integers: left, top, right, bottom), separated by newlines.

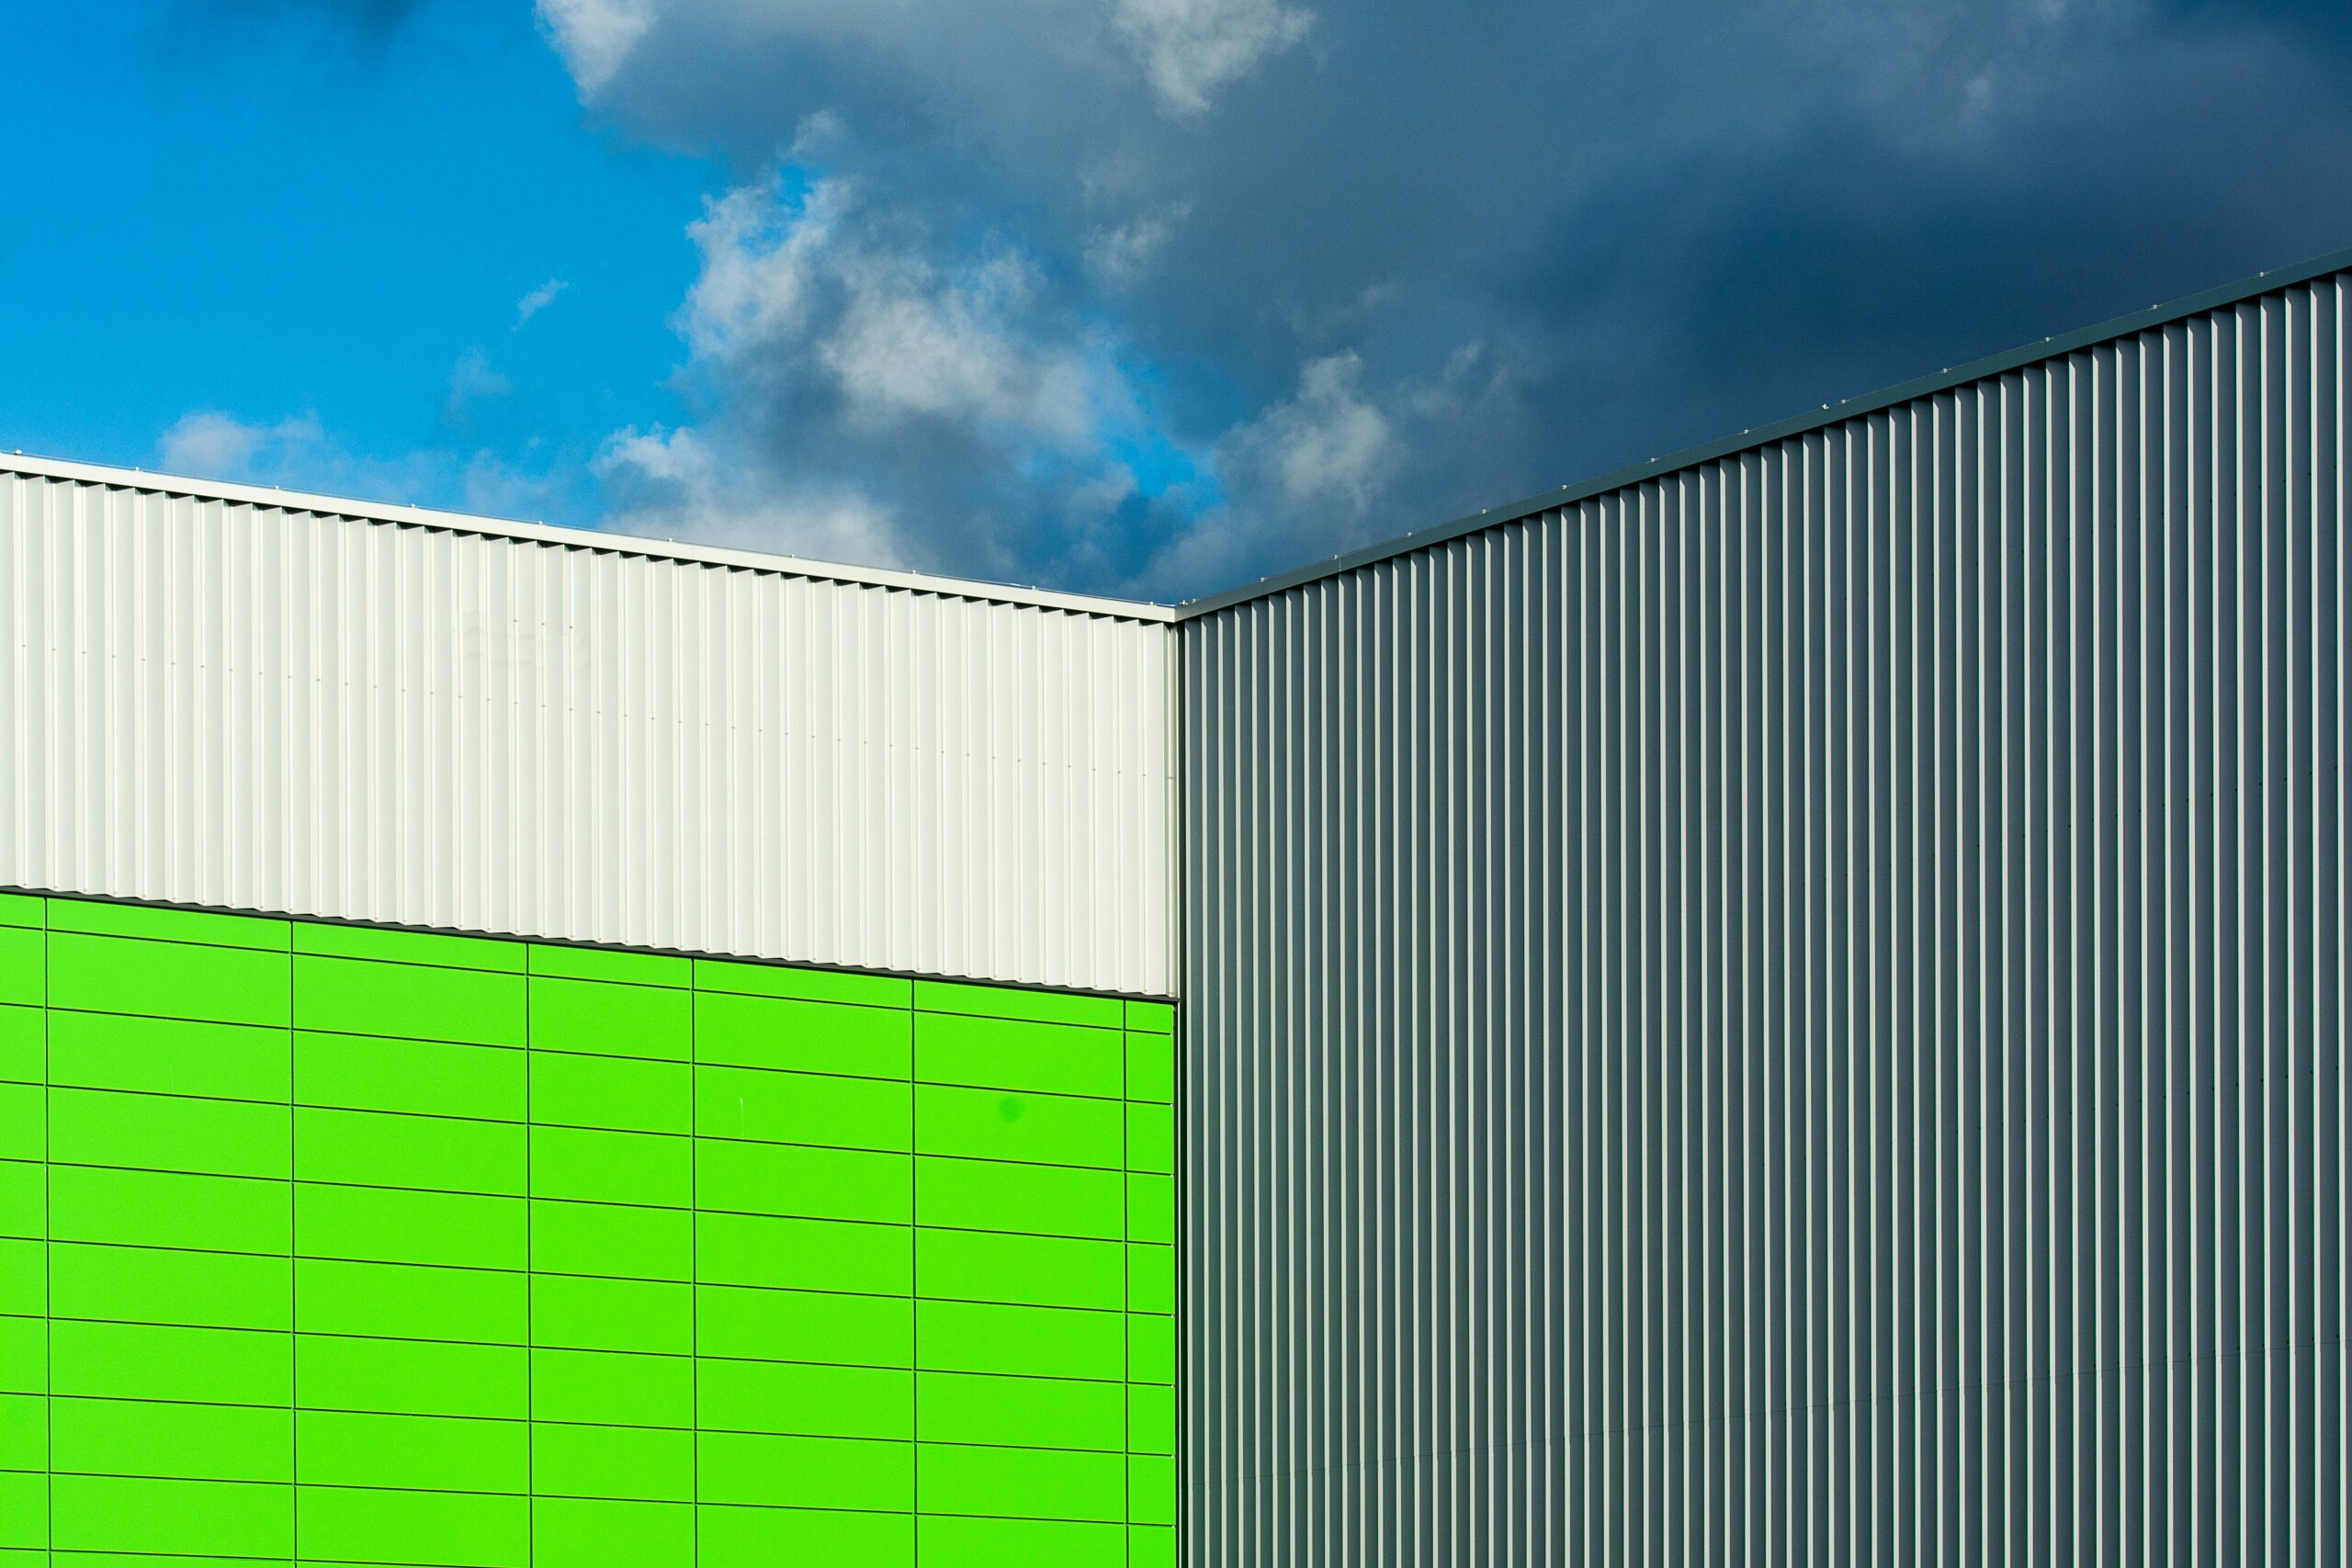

548,0,2352,595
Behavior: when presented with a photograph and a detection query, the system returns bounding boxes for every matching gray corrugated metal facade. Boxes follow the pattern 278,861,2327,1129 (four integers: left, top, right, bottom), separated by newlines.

1181,263,2347,1562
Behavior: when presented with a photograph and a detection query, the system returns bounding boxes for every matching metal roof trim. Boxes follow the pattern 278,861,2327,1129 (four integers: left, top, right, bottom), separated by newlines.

0,449,1176,624
1174,241,2352,619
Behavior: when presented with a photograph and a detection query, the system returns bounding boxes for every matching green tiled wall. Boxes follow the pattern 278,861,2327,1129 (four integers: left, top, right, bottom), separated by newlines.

0,892,1177,1566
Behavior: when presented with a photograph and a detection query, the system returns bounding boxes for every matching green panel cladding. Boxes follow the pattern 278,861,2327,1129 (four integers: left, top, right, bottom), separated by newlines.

0,890,1177,1566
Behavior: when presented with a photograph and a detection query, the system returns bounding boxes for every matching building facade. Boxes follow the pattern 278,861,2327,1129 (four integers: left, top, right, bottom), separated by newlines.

0,245,2346,1563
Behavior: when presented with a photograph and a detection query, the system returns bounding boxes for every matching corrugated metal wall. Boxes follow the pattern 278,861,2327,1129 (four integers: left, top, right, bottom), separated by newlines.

0,471,1177,997
1181,268,2347,1561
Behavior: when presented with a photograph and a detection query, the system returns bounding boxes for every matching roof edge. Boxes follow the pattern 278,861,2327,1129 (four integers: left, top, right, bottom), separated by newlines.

0,450,1176,624
1176,241,2352,620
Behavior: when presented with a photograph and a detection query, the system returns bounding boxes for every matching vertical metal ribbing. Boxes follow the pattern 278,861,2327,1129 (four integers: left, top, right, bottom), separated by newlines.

1179,268,2350,1566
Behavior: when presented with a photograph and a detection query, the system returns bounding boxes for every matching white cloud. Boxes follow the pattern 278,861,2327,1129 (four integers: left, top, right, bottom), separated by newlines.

1112,0,1313,115
1085,204,1189,286
594,423,906,565
681,172,1122,451
1227,350,1392,511
536,0,658,95
514,278,570,328
158,411,327,478
442,347,513,425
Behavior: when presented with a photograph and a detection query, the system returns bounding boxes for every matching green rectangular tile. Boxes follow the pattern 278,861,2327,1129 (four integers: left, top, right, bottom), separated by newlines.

51,1396,291,1483
294,953,524,1045
695,1065,909,1152
1125,1101,1173,1173
530,1272,691,1356
696,1212,910,1297
48,898,288,952
529,942,690,988
1125,1172,1174,1243
530,975,691,1062
694,1285,911,1370
531,1124,692,1210
52,1243,288,1331
1128,1453,1176,1524
0,1163,35,1242
0,1241,34,1318
294,1257,525,1345
916,1370,1125,1452
530,1348,691,1427
1128,1244,1173,1314
295,1483,528,1567
913,979,1121,1030
0,1084,37,1163
295,1105,525,1194
916,1301,1124,1382
1125,1314,1173,1385
296,1334,526,1420
918,1441,1125,1522
51,1010,290,1103
49,931,288,1028
914,1010,1122,1100
0,894,38,930
294,920,524,973
0,1243,33,1325
696,1431,911,1512
530,1198,691,1281
1130,1523,1178,1567
531,1423,695,1504
295,1409,527,1493
914,1516,1125,1566
0,1470,37,1551
1128,1382,1175,1454
917,1227,1124,1312
51,1474,292,1558
915,1156,1123,1241
1123,1032,1171,1105
0,1008,39,1087
0,1316,33,1395
0,932,36,1012
695,1358,911,1440
50,1087,287,1179
1123,999,1174,1035
51,1322,290,1406
532,1495,695,1566
914,1084,1121,1169
50,1165,288,1255
694,958,910,1010
530,1050,689,1135
296,1181,524,1270
695,1139,910,1225
295,1029,524,1122
0,1393,41,1471
0,1317,36,1394
694,990,910,1080
698,1503,913,1566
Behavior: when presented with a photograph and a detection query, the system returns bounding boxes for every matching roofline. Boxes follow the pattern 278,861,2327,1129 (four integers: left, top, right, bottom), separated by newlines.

1175,241,2352,620
0,450,1176,624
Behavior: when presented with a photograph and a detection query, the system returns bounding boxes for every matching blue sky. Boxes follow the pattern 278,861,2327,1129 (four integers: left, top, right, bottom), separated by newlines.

5,0,2348,598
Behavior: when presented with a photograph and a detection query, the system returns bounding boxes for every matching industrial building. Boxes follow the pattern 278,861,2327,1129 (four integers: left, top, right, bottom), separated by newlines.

0,244,2344,1563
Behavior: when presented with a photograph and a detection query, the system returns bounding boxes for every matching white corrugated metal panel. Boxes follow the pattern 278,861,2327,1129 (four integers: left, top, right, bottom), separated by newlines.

1182,265,2349,1561
0,468,1177,997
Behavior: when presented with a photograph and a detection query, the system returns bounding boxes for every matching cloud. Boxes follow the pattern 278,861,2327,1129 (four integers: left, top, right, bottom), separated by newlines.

536,0,658,95
593,423,905,566
158,411,328,477
1112,0,1312,116
514,278,570,328
537,0,2352,596
441,347,513,427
